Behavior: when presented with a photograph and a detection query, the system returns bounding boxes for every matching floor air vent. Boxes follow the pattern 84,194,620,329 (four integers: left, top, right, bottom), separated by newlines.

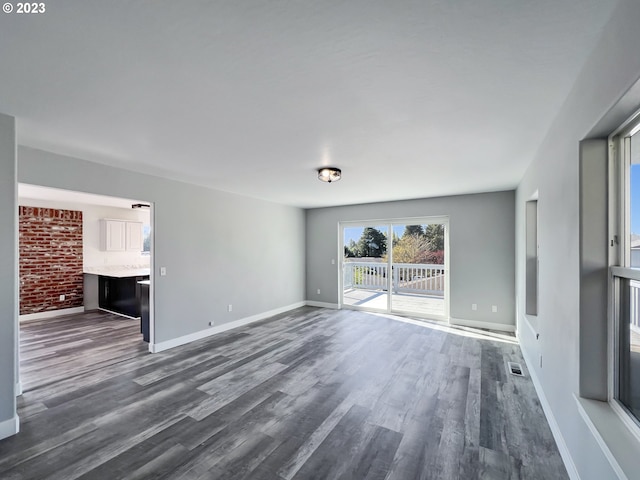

508,362,524,377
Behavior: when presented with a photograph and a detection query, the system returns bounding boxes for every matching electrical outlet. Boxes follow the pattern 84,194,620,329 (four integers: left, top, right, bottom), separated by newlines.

228,304,233,312
331,259,335,265
317,289,321,295
209,321,214,326
492,305,498,313
160,267,167,276
59,294,65,301
471,303,477,311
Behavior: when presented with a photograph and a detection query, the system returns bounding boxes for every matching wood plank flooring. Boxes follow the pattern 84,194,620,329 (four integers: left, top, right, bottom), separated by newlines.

1,307,568,479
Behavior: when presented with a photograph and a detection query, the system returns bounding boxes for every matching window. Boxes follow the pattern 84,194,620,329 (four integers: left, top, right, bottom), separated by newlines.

611,113,640,427
142,224,151,254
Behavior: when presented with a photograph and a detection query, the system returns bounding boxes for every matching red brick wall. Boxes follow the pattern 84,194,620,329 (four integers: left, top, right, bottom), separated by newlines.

19,206,84,315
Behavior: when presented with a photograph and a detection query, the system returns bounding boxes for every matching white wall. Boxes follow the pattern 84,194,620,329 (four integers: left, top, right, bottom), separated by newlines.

515,0,640,477
306,190,515,329
18,197,151,268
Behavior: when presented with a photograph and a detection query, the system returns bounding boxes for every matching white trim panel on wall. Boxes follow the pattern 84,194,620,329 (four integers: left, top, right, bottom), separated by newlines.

519,345,580,479
306,301,339,309
0,415,19,441
19,306,85,322
150,302,306,353
449,317,516,333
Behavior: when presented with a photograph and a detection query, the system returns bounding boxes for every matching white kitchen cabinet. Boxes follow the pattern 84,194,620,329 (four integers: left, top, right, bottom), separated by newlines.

100,219,143,252
126,221,143,251
100,219,126,251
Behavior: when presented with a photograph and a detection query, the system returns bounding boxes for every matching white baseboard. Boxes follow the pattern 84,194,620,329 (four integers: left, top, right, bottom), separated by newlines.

15,381,22,397
305,301,339,309
520,345,580,479
19,306,85,322
149,301,306,353
98,307,139,320
449,317,516,333
0,415,19,441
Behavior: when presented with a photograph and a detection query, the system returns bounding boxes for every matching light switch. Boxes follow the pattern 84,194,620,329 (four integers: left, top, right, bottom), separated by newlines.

160,267,167,276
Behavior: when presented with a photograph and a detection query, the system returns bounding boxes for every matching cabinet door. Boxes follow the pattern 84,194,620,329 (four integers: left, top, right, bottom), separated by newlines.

126,222,143,251
100,220,126,251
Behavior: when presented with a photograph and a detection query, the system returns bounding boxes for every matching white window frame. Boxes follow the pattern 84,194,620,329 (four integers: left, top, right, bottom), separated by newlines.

338,216,450,321
608,108,640,441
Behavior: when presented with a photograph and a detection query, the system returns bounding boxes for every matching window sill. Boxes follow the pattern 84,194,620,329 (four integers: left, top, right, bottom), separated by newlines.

575,395,640,479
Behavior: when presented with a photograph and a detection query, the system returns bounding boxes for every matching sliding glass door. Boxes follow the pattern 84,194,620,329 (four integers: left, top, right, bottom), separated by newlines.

389,222,446,318
342,224,390,311
341,218,448,321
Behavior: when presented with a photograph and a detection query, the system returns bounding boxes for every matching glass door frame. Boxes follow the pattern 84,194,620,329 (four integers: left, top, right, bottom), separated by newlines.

339,216,450,322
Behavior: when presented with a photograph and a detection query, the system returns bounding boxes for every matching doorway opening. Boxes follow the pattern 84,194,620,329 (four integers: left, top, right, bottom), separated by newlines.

341,217,449,321
16,184,155,395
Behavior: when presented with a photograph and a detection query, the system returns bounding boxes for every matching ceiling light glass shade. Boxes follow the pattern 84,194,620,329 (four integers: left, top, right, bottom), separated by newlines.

317,167,341,183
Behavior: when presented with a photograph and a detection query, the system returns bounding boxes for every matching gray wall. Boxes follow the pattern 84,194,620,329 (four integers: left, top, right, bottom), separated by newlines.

0,114,17,437
515,0,640,477
306,190,515,327
18,146,306,343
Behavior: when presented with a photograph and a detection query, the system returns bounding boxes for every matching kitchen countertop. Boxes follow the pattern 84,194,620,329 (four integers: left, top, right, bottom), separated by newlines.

84,266,151,278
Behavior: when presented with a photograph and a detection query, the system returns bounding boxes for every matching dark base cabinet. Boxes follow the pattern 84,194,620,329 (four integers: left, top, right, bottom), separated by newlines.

98,275,149,318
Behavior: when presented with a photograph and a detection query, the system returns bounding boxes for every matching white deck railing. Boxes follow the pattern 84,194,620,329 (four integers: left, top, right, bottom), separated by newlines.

344,261,445,297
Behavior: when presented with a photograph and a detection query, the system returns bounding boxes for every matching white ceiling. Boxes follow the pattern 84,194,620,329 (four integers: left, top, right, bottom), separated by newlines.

19,184,144,210
0,0,618,208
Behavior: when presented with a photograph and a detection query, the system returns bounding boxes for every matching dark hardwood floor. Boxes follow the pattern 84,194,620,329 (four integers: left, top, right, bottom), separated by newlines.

1,307,567,479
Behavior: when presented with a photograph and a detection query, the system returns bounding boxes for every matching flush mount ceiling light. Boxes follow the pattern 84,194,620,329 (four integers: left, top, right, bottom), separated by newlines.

317,167,342,183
